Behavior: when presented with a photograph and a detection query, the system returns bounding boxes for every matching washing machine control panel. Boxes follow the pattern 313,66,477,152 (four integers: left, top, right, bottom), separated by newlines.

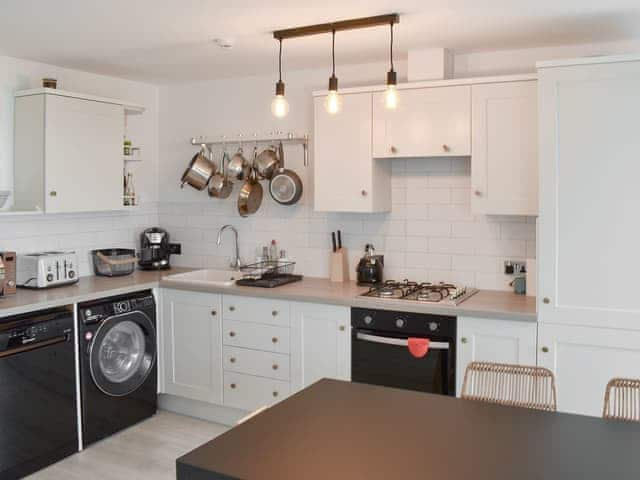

113,300,131,315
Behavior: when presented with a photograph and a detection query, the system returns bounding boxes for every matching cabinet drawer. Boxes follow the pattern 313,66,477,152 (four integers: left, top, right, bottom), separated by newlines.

223,320,290,354
223,346,290,381
223,295,290,326
223,372,290,411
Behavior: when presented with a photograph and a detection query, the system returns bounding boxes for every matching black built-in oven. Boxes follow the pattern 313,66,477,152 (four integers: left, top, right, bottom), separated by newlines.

351,308,456,395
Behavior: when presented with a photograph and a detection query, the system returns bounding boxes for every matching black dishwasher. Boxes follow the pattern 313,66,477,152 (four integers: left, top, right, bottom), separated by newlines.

0,307,78,479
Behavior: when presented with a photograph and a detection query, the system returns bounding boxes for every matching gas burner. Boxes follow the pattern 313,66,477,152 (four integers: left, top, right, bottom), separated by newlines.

361,280,479,306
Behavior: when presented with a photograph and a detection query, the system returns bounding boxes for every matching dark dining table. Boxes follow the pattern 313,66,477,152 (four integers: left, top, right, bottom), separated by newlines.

177,379,640,479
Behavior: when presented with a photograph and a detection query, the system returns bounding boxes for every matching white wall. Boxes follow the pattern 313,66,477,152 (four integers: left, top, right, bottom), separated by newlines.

157,61,535,290
0,54,160,276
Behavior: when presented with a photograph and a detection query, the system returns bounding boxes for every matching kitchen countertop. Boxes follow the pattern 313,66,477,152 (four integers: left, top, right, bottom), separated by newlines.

0,267,536,321
177,379,640,480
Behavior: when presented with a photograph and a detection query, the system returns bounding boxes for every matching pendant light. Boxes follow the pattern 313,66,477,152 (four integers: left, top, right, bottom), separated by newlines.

271,38,290,118
384,22,398,109
324,30,342,115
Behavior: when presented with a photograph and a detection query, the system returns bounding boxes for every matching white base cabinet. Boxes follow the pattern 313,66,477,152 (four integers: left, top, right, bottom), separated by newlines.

160,289,223,404
290,302,351,391
457,316,537,396
538,323,640,417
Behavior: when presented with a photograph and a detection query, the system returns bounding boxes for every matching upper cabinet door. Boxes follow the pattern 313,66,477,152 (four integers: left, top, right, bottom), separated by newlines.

45,95,123,213
538,59,640,331
471,81,538,215
372,85,471,158
314,93,391,212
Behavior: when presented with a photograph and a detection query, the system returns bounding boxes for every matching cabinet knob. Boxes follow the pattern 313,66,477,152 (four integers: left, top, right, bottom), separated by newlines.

361,189,368,197
442,144,451,152
272,310,278,317
272,364,279,370
461,337,468,344
230,357,236,363
229,306,236,312
49,190,57,197
210,310,217,316
272,337,278,344
390,145,397,154
273,391,279,397
229,331,236,337
543,297,551,304
541,346,549,353
339,325,346,332
474,190,482,197
230,383,237,389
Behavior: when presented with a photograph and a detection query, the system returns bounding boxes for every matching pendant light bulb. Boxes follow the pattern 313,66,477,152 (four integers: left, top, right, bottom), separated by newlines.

271,38,289,118
384,22,398,110
325,30,341,115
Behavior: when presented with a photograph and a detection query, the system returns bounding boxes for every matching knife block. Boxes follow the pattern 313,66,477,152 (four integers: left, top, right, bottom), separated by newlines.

330,248,349,283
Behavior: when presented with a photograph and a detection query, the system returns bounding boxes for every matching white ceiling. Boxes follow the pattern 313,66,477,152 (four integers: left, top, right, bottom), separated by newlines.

0,0,639,84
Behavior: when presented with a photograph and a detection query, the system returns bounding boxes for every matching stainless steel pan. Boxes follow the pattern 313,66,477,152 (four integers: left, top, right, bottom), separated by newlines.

255,145,279,180
181,144,216,191
208,150,233,199
238,168,263,217
227,147,250,180
269,142,303,205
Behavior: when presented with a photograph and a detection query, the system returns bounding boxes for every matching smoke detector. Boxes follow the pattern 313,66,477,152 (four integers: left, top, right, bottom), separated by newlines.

210,37,234,49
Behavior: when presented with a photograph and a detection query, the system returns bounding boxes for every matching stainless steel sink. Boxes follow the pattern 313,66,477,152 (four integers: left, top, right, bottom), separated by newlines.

164,269,239,287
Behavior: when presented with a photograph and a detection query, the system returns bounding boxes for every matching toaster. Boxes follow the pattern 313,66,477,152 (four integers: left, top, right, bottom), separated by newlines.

0,251,17,295
17,251,79,289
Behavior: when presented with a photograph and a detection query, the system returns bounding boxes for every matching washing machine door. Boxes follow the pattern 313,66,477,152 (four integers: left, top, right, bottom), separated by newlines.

89,311,156,397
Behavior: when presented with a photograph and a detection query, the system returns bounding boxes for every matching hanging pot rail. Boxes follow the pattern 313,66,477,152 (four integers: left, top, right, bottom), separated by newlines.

189,133,308,166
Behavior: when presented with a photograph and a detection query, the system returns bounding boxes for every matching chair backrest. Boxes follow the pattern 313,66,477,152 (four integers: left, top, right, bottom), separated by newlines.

461,361,557,412
603,378,640,422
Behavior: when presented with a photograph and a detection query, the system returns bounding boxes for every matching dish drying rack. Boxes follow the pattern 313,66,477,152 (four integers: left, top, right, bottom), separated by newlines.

240,259,296,280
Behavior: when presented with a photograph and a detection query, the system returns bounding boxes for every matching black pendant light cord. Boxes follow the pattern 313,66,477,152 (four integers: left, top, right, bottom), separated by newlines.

278,38,283,82
389,22,394,72
331,29,336,77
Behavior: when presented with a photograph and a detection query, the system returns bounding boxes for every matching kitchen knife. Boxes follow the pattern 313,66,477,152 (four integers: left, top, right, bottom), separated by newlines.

331,232,337,253
337,230,342,250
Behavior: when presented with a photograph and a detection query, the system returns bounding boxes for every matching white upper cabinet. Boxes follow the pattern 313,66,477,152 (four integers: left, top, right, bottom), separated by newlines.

471,81,538,215
372,85,471,158
13,89,126,213
537,57,640,331
314,92,391,212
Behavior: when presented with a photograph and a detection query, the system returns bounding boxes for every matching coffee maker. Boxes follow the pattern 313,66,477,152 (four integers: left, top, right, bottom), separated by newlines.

138,228,181,270
356,244,384,286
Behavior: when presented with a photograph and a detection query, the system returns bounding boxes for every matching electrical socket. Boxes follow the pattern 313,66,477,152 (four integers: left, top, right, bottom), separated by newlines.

504,260,526,275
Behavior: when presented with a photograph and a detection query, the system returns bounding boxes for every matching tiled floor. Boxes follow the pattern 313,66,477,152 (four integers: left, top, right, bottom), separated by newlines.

27,411,228,480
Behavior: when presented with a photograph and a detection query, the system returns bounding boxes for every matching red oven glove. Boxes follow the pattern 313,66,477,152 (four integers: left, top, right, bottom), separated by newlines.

408,338,430,358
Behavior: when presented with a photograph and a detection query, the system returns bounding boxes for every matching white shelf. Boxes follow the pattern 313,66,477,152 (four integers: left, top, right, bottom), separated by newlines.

14,88,146,114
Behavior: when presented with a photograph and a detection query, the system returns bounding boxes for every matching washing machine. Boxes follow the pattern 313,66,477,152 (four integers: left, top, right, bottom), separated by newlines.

78,290,157,447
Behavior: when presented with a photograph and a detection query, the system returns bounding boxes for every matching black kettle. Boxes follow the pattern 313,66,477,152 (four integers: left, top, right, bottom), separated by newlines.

357,244,384,286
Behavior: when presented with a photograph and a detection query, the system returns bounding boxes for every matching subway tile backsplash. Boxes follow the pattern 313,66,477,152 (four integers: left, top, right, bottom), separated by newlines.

161,158,536,291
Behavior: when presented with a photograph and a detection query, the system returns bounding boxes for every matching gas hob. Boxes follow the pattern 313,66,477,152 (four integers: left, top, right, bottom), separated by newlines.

361,280,478,306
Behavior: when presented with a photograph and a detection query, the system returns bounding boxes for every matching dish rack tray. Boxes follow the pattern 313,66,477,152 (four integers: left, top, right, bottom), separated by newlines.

240,260,295,280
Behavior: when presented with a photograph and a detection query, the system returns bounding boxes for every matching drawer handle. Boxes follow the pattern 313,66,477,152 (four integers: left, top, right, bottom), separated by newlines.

390,145,397,154
272,364,279,370
229,306,236,312
273,391,279,397
461,337,468,344
272,337,278,344
442,144,451,152
229,331,236,337
543,297,551,304
361,189,368,197
230,383,237,389
474,190,482,197
230,357,236,363
339,325,346,332
211,310,217,316
272,310,278,317
49,190,57,197
541,346,549,353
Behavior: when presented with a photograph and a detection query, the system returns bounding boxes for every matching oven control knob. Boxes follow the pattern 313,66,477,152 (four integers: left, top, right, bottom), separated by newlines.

395,318,406,328
363,315,374,325
429,322,439,332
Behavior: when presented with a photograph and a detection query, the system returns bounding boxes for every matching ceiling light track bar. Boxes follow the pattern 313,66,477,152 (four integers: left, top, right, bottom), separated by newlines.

273,14,399,40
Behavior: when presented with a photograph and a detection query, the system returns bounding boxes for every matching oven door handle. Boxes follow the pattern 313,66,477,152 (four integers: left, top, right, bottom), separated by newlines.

356,332,449,350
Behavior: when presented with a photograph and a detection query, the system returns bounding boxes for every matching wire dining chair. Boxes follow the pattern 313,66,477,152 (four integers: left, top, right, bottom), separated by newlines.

461,361,557,412
603,378,640,422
